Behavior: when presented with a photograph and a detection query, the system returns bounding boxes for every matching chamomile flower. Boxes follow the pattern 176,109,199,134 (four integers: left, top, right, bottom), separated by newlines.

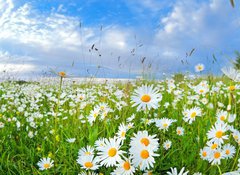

200,147,211,160
77,155,99,170
222,144,236,159
116,123,129,142
131,85,162,110
207,122,229,145
129,130,159,151
208,149,225,165
216,110,228,122
78,146,95,157
183,107,201,124
97,137,124,167
37,157,54,171
95,138,107,149
176,127,184,136
111,158,135,175
130,144,159,171
155,118,176,131
163,140,172,150
195,64,205,72
167,167,189,175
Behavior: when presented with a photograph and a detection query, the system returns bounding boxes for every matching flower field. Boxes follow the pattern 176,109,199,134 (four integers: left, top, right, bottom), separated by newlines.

0,74,239,175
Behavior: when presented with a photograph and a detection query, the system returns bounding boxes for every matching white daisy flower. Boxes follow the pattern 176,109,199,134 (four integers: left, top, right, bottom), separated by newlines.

78,146,95,156
77,155,99,170
195,63,205,72
97,137,125,167
37,157,54,171
131,85,162,110
129,130,159,152
200,147,211,160
111,157,135,175
163,140,172,150
183,107,201,124
130,144,159,171
176,127,184,136
207,122,229,145
222,144,236,159
155,118,176,131
208,149,225,165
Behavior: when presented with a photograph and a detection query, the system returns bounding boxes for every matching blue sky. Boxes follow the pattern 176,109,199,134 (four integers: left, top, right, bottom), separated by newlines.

0,0,240,79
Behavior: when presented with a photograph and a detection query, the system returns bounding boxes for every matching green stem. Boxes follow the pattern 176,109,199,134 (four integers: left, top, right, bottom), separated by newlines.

231,147,240,171
216,164,222,175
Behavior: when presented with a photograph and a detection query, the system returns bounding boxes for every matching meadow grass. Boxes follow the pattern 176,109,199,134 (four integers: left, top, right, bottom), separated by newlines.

0,75,239,175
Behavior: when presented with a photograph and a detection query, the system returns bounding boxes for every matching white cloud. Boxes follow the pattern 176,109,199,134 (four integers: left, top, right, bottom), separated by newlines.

0,0,240,78
154,0,240,68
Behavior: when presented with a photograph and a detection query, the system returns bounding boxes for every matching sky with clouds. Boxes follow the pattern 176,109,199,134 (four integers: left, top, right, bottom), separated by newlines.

0,0,239,79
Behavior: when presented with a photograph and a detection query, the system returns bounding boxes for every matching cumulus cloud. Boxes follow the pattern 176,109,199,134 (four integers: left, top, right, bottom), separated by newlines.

0,0,239,78
154,0,240,72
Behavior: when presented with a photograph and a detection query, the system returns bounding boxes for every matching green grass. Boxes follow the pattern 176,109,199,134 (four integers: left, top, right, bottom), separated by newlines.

0,76,239,175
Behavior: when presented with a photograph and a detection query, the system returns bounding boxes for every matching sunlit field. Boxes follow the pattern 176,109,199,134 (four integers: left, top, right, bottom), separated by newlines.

0,70,239,175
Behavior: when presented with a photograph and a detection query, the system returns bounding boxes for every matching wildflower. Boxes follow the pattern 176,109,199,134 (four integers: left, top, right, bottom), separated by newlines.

58,71,66,78
130,144,159,171
78,146,95,157
131,85,162,110
208,149,225,165
195,64,205,72
77,155,99,170
130,130,159,152
183,107,201,124
97,137,124,167
155,118,176,131
37,157,54,171
222,144,236,159
111,158,135,175
207,122,229,145
200,147,211,160
163,140,172,150
176,127,184,136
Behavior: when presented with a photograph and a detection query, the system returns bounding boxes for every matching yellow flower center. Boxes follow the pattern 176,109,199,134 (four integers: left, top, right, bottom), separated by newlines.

215,131,223,138
141,94,151,102
229,86,236,91
163,123,168,128
58,71,66,77
177,130,181,135
141,138,150,146
211,143,218,150
121,132,126,137
225,149,230,155
202,151,207,157
108,148,117,157
123,161,131,170
140,150,149,159
43,163,50,169
191,112,197,118
199,89,204,93
220,116,225,121
214,152,221,159
85,152,91,155
84,162,93,168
